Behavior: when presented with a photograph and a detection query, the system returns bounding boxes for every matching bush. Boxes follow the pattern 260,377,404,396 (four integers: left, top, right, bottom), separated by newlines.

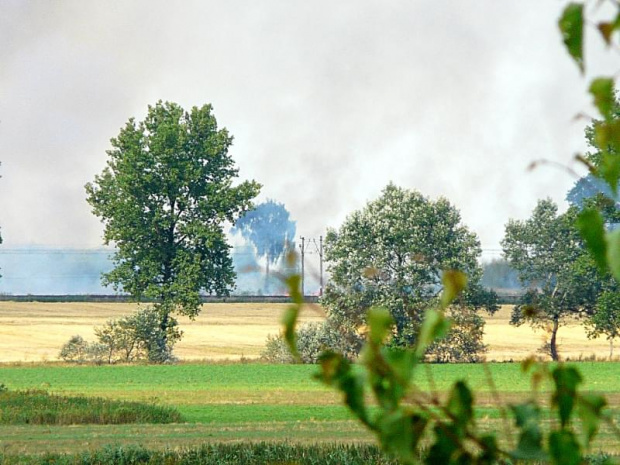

128,306,181,363
59,307,182,364
262,304,486,365
84,342,109,365
262,321,363,363
59,335,89,363
262,333,295,363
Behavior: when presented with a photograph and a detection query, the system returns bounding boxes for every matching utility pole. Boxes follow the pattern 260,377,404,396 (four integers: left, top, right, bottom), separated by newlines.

299,236,305,297
319,235,323,296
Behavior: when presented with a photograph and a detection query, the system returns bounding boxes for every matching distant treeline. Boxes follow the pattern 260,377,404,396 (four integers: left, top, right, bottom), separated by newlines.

0,294,321,304
0,292,522,304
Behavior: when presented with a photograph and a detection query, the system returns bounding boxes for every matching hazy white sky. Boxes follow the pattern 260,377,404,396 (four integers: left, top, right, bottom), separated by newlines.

0,1,615,255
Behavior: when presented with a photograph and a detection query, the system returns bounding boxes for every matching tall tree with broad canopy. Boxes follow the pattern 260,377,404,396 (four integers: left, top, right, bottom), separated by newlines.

231,199,296,294
86,101,261,361
321,183,497,360
502,199,604,361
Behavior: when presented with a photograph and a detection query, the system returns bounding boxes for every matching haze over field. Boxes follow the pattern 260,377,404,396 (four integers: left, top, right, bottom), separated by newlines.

1,1,617,255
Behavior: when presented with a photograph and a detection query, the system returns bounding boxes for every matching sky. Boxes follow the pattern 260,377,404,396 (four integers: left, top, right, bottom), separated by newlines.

0,1,617,259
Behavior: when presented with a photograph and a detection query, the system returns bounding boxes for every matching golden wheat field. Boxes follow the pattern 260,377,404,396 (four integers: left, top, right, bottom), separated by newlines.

0,302,613,362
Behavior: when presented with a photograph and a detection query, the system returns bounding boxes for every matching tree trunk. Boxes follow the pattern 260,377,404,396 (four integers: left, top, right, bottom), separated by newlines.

265,256,270,295
550,318,560,362
610,339,614,360
153,307,170,363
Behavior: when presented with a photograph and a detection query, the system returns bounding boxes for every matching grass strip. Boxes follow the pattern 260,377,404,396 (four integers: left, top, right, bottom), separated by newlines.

2,362,620,397
0,443,614,465
0,443,398,465
0,389,182,425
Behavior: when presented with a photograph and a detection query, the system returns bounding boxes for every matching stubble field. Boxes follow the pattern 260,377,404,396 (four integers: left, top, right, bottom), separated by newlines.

0,301,613,362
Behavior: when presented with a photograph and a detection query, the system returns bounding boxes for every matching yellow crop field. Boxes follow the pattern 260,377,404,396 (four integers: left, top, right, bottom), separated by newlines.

0,302,613,363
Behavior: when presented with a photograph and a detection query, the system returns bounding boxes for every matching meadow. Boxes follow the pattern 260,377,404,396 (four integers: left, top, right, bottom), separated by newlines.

1,302,620,460
1,363,620,455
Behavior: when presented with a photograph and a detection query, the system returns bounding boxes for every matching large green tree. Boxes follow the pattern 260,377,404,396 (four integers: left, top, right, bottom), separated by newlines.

502,199,604,361
321,183,497,360
86,101,260,361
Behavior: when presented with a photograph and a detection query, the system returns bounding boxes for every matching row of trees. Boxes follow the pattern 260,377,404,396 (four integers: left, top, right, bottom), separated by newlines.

267,96,620,364
80,98,620,364
0,87,599,369
82,100,498,364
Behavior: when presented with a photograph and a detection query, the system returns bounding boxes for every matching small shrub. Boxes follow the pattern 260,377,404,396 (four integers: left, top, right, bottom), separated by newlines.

85,342,109,365
262,321,362,363
60,307,182,364
59,335,89,363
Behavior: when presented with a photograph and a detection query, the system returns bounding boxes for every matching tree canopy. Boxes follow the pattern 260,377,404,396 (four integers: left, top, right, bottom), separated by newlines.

321,183,496,358
85,101,260,359
502,199,604,360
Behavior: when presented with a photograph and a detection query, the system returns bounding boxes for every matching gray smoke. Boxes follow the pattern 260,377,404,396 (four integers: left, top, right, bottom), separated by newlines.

0,1,610,257
0,247,302,296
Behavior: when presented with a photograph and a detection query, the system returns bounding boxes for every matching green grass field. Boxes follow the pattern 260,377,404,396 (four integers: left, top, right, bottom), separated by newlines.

1,362,620,455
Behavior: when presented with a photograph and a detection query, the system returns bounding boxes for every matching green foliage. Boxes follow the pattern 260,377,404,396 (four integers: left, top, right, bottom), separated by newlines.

423,307,487,363
320,183,497,361
559,3,584,73
85,101,260,349
562,0,620,368
585,291,620,357
590,79,616,122
0,443,399,465
577,208,608,273
97,306,183,363
282,248,618,464
0,389,182,425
